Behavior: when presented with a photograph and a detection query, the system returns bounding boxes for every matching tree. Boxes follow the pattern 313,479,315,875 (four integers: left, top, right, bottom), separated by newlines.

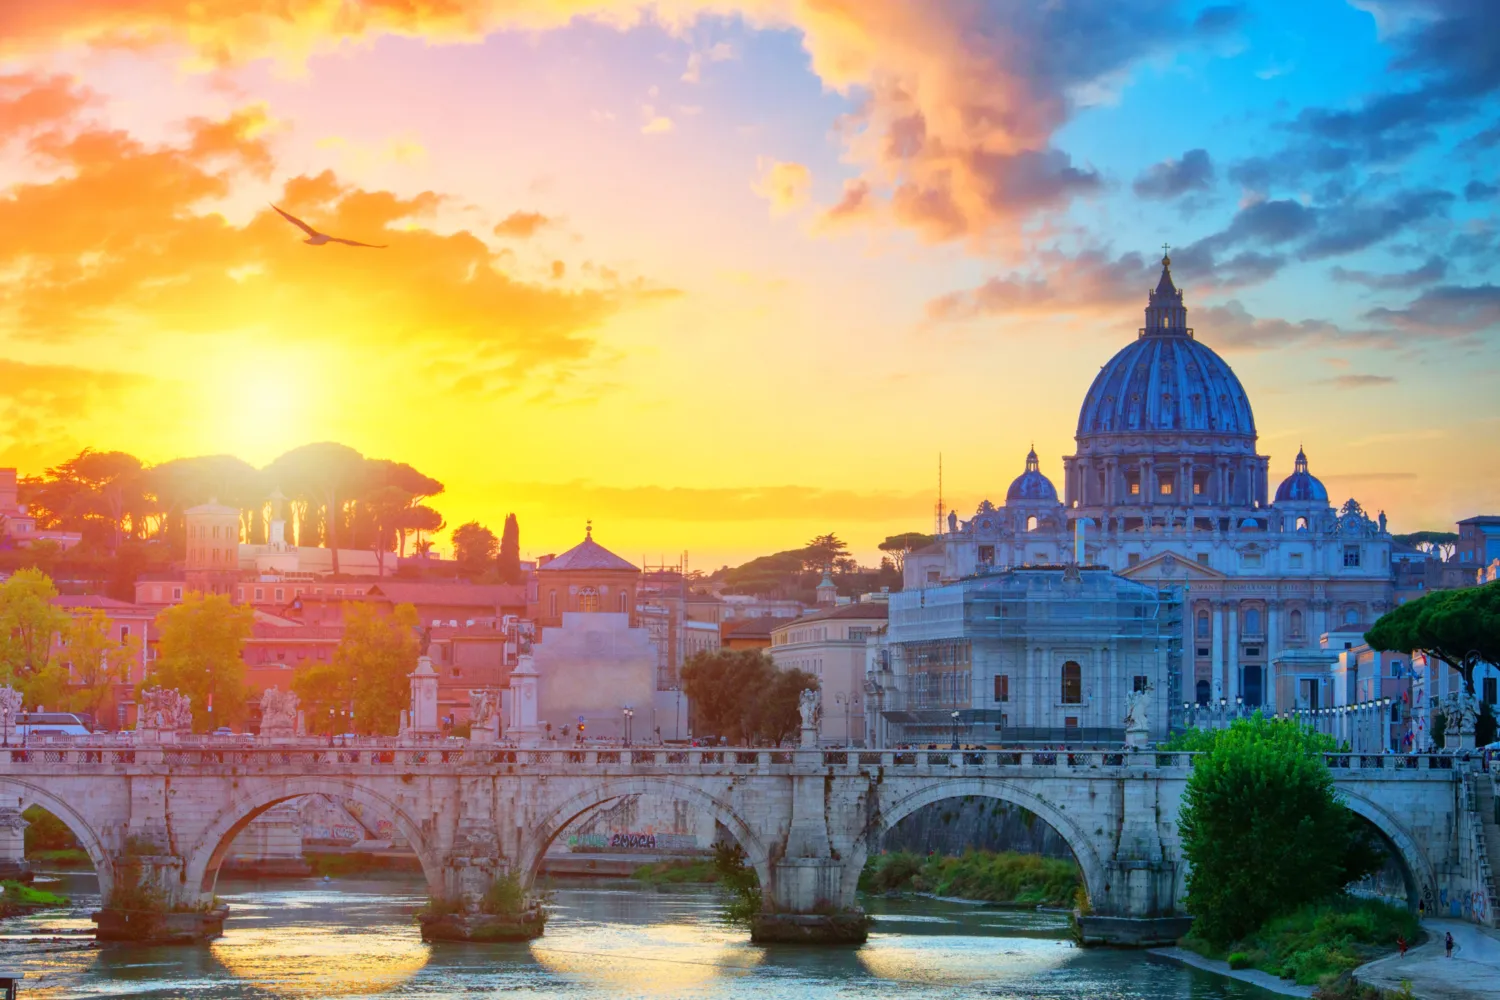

292,665,352,736
265,442,371,576
63,609,138,724
878,532,935,574
331,602,419,735
1366,581,1500,697
0,569,69,707
397,505,445,559
452,521,499,578
1392,531,1459,562
1178,714,1384,947
150,592,253,730
498,514,522,585
680,649,819,745
361,485,413,578
801,533,849,572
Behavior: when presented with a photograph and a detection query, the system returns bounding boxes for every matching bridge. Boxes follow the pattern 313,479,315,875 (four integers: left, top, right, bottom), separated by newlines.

0,741,1485,944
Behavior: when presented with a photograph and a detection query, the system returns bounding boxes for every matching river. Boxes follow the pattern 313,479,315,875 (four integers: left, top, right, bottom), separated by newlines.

0,871,1284,998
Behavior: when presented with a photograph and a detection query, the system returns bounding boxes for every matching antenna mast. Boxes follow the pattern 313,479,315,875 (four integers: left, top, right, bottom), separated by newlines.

934,452,945,536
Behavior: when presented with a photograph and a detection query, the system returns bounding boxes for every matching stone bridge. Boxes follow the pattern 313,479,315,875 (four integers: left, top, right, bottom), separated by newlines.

0,742,1475,944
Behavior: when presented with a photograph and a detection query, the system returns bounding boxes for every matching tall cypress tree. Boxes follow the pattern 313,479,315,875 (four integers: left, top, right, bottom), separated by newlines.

498,513,522,584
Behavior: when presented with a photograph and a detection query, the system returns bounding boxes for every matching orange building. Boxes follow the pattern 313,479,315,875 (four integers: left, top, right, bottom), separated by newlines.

183,500,241,595
532,527,640,630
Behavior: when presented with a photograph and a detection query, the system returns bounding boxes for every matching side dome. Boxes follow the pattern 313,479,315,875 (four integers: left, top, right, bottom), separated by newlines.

1006,448,1058,502
1274,448,1328,503
1075,255,1257,440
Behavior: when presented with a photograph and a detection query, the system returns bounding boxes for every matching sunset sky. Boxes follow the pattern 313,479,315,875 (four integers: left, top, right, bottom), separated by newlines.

1,1,1496,568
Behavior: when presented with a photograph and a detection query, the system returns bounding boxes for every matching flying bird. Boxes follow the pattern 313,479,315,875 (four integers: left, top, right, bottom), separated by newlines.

271,204,387,248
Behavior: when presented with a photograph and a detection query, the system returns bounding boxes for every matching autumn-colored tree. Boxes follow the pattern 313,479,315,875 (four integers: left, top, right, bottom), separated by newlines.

292,665,353,736
63,609,139,725
680,649,819,745
150,592,253,730
332,602,419,735
498,514,522,584
0,568,69,708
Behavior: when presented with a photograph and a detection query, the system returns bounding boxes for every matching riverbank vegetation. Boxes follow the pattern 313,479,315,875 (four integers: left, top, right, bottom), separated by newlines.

1177,714,1405,987
630,858,719,884
859,849,1078,906
0,880,69,918
1183,897,1419,986
711,843,761,925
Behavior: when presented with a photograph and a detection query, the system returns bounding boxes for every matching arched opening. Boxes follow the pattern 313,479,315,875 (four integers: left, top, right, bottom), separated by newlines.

1336,793,1429,911
0,782,113,904
1290,609,1304,637
1196,679,1211,705
1243,607,1262,636
1296,516,1309,531
183,779,441,903
1196,611,1210,639
576,588,599,613
1060,662,1081,705
1026,515,1038,532
1243,666,1263,707
845,781,1109,914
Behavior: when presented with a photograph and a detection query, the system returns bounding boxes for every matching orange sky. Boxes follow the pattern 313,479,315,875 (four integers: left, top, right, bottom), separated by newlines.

1,2,1496,567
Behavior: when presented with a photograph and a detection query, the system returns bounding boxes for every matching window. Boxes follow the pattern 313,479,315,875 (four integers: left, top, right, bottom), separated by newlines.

1196,611,1209,638
212,525,219,539
172,587,182,600
1343,545,1361,568
576,587,599,613
1243,608,1262,635
994,675,1009,702
1060,661,1082,704
1245,647,1260,657
1196,553,1210,566
1196,647,1209,657
1129,481,1140,495
1064,716,1079,729
275,588,284,601
1242,552,1263,568
334,588,344,596
1243,666,1263,707
1295,516,1308,531
1026,515,1038,532
1289,553,1304,569
1193,481,1203,495
1133,675,1148,692
1485,677,1498,706
926,570,940,584
1196,679,1210,705
619,591,628,613
549,590,558,617
1344,606,1359,625
1159,477,1173,495
120,626,130,643
1127,553,1140,567
254,587,264,601
1290,609,1303,637
978,545,995,564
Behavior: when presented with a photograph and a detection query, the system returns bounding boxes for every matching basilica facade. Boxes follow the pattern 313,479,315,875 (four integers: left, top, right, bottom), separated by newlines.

906,254,1394,715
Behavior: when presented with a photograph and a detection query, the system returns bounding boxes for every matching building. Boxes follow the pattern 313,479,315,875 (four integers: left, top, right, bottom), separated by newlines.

906,253,1394,717
0,469,82,550
769,602,887,746
720,617,776,650
51,595,157,730
875,566,1177,746
533,527,640,629
1457,516,1500,570
530,612,658,742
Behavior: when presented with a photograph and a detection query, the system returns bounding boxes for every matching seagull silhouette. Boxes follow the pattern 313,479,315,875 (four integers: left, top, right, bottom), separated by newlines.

271,204,387,248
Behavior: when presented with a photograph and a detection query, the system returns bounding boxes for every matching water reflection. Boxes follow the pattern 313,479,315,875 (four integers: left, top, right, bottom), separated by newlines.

0,870,1285,999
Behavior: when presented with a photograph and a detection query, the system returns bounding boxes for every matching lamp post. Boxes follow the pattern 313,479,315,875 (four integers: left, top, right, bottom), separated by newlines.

622,706,634,747
950,710,961,750
1,703,9,749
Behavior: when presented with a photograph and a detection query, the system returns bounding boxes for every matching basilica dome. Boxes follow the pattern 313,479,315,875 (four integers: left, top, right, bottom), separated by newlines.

1075,257,1256,441
1274,448,1328,503
1006,448,1058,502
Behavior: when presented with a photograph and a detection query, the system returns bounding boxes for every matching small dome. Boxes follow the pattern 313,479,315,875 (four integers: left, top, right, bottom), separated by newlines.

1274,448,1329,504
1006,447,1058,502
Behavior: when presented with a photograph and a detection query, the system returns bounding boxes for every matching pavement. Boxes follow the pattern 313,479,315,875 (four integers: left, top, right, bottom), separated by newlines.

1147,947,1315,997
1355,919,1500,1000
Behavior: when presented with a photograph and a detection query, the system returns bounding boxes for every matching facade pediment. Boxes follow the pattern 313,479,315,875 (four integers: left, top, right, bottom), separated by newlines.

1119,551,1228,582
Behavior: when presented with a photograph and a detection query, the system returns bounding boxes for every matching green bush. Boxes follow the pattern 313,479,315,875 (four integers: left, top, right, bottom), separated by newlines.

479,873,527,916
631,859,718,884
1226,951,1251,969
22,807,77,854
712,843,762,925
1186,897,1418,986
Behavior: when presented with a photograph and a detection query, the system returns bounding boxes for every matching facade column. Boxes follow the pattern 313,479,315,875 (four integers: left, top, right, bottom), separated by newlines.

1265,599,1280,711
1227,603,1240,704
1140,457,1152,506
1209,600,1223,701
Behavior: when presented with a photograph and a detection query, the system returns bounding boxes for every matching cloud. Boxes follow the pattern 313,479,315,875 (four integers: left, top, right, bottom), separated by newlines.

1330,256,1447,290
925,247,1157,322
493,211,553,238
0,358,152,469
1364,284,1500,335
1465,180,1497,201
1132,148,1214,200
0,77,671,380
0,0,1190,249
1193,4,1247,34
1317,374,1397,389
1193,300,1379,353
752,159,811,214
681,40,734,83
640,105,674,134
1296,188,1453,260
0,72,92,137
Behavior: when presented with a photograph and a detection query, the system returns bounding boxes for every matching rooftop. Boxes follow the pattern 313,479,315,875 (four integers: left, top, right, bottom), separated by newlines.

537,529,638,573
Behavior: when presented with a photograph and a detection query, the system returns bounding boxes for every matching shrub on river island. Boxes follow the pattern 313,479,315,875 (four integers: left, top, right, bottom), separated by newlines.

0,880,69,917
631,859,719,884
859,850,1079,907
712,843,761,925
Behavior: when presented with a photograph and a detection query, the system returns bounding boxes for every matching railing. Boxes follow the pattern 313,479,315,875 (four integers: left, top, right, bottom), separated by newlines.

0,739,1467,776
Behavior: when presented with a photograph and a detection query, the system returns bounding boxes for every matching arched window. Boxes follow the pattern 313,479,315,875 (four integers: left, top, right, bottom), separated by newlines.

618,591,628,613
1290,609,1303,637
1026,515,1038,532
1060,661,1082,705
1243,666,1263,707
1343,606,1358,625
577,587,599,613
1243,608,1262,635
548,590,558,617
1196,611,1210,638
1195,679,1210,705
1295,516,1308,531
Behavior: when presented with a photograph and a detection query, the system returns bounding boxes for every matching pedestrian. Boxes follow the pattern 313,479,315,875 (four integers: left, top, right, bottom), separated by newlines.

1396,935,1407,958
1445,931,1454,958
1418,898,1426,922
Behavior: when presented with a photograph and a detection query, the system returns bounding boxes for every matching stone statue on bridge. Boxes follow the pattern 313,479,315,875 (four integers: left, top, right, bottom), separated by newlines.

0,687,21,741
259,688,299,739
798,687,821,748
1442,692,1478,750
468,689,501,745
1124,685,1151,749
137,687,193,738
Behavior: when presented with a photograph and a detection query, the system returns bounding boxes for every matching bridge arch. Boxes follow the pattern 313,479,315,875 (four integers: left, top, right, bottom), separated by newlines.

1337,788,1433,910
518,777,773,894
0,779,115,901
845,777,1109,908
181,777,442,900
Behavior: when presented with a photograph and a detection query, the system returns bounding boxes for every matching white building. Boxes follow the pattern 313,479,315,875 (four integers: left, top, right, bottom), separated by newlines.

769,603,886,746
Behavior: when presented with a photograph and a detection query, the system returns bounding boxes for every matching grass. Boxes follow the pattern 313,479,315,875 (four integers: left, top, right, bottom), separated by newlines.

1182,896,1420,987
859,850,1080,907
1,880,69,909
630,858,719,884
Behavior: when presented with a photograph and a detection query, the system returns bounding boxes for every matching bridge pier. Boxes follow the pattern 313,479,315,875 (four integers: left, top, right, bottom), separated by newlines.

0,807,30,881
419,815,545,943
92,854,227,945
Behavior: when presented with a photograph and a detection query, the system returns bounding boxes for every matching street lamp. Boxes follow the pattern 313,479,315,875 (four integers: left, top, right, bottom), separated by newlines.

622,706,634,747
950,710,961,750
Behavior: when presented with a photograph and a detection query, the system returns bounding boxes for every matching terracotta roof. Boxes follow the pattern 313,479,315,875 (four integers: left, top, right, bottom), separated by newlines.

722,617,778,639
783,602,889,625
537,534,638,573
361,582,527,607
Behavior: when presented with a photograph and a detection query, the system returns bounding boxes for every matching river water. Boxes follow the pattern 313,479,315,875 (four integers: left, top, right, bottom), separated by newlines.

0,871,1282,999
